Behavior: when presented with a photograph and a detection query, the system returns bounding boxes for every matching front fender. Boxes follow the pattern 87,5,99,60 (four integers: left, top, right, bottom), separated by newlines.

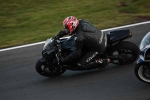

39,57,46,63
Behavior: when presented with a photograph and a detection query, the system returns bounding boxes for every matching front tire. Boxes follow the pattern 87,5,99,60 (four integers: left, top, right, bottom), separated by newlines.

135,63,150,84
109,41,139,65
35,60,66,77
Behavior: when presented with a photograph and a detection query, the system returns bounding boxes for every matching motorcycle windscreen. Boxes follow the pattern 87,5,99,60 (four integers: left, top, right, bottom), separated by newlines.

140,32,150,50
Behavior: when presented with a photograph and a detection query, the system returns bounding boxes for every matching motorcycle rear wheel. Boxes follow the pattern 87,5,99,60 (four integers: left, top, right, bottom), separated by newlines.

35,60,66,77
109,41,139,65
135,63,150,84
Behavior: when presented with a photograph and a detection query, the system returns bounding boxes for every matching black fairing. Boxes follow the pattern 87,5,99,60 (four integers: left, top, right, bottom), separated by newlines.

42,50,54,62
145,49,150,60
61,35,76,54
42,35,76,61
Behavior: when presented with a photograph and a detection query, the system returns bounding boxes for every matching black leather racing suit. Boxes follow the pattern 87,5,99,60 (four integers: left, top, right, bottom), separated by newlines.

57,19,107,68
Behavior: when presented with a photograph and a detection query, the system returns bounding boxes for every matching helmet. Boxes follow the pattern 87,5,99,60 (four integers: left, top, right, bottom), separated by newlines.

63,16,79,35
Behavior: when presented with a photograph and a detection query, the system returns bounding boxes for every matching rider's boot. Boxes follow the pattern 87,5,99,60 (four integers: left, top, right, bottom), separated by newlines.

95,58,110,68
77,58,110,70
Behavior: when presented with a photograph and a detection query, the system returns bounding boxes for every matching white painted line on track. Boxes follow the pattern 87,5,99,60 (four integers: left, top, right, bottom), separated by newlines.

0,41,45,52
0,21,150,52
101,21,150,31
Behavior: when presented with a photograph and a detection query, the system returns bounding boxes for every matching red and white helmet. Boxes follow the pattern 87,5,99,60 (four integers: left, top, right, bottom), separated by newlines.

63,16,79,35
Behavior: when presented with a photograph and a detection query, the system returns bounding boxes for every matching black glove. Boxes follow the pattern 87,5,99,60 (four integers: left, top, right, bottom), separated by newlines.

57,30,68,38
52,36,58,47
53,35,59,40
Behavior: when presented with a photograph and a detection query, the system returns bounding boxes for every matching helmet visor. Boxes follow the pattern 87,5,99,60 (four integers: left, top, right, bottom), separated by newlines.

64,24,68,29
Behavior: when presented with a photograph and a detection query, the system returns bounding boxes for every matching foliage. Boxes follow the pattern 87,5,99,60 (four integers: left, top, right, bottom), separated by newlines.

0,0,150,48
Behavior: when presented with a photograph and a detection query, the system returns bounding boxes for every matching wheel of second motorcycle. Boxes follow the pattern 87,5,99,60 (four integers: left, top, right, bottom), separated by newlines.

135,63,150,84
109,41,139,65
35,60,66,77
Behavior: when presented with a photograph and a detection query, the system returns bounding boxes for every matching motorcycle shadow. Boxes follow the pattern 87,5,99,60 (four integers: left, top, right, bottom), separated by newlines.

40,63,132,83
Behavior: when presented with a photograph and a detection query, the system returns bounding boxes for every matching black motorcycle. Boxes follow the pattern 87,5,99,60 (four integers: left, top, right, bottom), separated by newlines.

36,29,139,77
135,32,150,84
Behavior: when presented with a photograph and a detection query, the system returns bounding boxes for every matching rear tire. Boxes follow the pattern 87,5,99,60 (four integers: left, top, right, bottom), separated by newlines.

35,60,66,77
109,41,139,65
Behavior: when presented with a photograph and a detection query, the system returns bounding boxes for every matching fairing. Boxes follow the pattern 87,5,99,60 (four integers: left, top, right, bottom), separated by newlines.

138,32,150,63
42,35,76,61
140,32,150,50
62,35,76,51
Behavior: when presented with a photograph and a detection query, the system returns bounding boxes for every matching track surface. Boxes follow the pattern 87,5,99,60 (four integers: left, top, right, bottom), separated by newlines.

0,23,150,100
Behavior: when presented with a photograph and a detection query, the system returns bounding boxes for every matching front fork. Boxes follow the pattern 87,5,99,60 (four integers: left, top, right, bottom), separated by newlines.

137,58,150,70
55,39,62,65
56,53,61,65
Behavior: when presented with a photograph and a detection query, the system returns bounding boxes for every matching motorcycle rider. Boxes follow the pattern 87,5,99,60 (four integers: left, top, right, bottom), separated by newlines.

55,16,110,69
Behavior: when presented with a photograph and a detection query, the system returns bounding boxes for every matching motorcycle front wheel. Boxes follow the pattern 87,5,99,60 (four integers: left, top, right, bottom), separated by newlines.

35,60,66,77
135,63,150,84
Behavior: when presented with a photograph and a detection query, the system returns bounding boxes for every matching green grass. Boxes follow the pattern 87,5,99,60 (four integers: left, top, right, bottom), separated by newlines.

0,0,150,48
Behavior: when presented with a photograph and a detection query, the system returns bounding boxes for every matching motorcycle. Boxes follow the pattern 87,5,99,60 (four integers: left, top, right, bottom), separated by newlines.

36,29,139,77
134,32,150,84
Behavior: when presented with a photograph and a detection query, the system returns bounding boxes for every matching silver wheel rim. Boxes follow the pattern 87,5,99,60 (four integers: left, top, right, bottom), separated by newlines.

138,66,150,83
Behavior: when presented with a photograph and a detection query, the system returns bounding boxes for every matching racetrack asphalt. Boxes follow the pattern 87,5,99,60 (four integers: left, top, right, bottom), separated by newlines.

0,23,150,100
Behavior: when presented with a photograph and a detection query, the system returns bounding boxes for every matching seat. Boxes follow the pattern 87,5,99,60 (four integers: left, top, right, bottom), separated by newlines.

106,29,130,44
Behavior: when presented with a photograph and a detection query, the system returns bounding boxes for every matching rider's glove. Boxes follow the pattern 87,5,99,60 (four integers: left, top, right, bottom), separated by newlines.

57,30,68,38
53,35,59,40
52,36,58,46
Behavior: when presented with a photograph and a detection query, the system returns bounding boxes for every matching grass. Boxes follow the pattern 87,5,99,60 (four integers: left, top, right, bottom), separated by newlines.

0,0,150,48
